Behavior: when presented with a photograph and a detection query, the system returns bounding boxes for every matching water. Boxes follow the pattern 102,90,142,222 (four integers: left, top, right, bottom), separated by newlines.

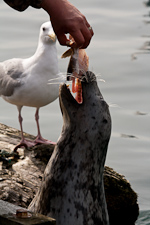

0,0,150,223
137,210,150,225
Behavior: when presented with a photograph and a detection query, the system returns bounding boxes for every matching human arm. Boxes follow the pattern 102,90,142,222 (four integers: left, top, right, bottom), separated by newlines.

3,0,94,48
41,0,94,48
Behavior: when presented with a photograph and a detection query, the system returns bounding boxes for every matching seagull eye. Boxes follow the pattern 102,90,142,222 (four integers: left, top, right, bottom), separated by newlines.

43,27,46,32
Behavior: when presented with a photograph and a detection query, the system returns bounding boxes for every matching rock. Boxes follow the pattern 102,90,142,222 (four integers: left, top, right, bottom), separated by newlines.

104,166,139,225
0,133,139,224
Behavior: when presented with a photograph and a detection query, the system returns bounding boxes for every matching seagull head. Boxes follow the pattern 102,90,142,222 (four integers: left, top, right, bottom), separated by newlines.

39,21,56,44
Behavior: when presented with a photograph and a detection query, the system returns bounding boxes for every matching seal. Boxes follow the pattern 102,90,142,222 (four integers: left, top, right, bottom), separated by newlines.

29,71,111,225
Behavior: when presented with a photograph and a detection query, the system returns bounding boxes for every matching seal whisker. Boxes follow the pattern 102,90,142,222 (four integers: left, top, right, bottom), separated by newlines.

48,72,67,85
97,78,105,82
109,103,121,108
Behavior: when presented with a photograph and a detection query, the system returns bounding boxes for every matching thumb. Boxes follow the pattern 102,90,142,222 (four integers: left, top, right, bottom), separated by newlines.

56,33,70,46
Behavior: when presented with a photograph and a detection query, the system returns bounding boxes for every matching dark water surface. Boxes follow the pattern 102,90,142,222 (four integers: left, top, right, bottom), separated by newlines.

0,0,150,223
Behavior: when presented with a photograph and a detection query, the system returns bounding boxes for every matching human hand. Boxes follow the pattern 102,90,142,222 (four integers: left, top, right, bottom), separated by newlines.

41,0,94,48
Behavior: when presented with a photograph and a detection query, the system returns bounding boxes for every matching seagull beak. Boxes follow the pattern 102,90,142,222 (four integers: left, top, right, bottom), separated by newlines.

48,33,56,42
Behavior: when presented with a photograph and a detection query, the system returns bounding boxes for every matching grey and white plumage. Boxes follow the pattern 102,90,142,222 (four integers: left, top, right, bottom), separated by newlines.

0,21,61,148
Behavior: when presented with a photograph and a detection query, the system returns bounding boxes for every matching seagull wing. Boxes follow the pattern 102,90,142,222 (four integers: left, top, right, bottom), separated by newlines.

0,58,24,97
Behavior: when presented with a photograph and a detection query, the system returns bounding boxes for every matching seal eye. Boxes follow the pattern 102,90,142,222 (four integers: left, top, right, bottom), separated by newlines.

43,27,46,32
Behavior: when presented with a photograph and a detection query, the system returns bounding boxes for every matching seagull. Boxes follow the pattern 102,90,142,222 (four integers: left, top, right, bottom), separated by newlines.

0,21,61,149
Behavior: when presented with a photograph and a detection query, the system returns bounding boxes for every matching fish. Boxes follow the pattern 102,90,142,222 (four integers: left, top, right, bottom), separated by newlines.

61,36,89,103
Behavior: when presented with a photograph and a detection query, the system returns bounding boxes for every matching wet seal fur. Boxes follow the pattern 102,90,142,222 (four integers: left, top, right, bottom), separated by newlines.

29,71,111,225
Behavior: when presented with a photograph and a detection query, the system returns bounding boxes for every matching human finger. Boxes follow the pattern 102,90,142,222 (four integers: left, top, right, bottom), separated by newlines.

80,26,94,49
69,30,85,48
80,17,94,47
56,32,70,46
70,14,94,48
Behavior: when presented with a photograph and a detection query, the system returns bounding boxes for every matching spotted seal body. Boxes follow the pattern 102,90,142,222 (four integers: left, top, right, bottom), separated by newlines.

29,71,111,225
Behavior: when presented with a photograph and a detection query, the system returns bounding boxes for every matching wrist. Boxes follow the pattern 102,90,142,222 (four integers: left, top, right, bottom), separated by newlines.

41,0,68,13
41,0,72,23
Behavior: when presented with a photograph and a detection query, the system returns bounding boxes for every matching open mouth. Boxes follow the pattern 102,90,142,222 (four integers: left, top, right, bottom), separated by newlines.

61,43,89,105
70,76,83,104
59,74,84,106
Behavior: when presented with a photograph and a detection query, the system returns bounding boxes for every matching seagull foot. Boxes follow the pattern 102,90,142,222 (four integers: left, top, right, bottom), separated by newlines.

34,136,56,145
14,139,36,152
14,137,55,152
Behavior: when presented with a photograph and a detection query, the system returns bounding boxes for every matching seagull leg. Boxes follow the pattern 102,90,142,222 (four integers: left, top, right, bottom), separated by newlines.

34,108,56,145
18,106,25,141
14,106,35,151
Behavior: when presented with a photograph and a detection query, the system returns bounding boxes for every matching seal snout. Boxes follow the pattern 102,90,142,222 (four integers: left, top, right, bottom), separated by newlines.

59,71,102,110
81,71,97,83
59,83,77,104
